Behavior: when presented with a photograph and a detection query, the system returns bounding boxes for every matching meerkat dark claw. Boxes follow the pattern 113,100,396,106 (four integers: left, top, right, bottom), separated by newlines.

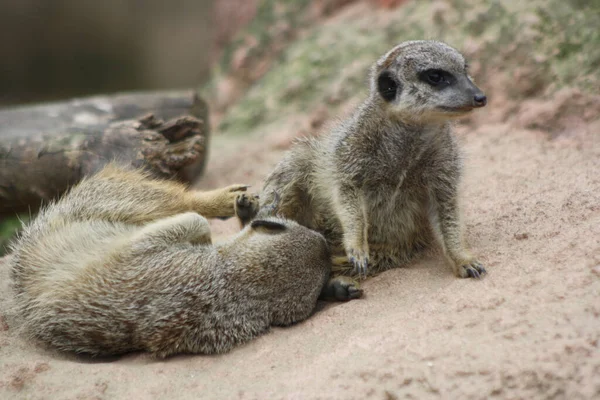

475,263,487,275
361,259,369,278
466,261,488,279
349,256,358,274
350,256,369,278
466,267,480,279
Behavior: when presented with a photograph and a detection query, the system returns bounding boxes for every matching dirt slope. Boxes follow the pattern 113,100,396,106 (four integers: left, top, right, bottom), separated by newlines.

1,92,598,400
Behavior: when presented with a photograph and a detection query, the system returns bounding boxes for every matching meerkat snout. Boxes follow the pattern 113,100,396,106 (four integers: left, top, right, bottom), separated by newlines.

473,93,487,107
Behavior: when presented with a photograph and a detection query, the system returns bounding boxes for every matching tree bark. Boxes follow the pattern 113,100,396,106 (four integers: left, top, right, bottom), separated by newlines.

0,90,210,216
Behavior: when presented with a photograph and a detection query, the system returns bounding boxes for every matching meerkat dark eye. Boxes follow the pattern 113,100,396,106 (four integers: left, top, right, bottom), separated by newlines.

419,69,453,88
377,70,401,102
428,72,442,84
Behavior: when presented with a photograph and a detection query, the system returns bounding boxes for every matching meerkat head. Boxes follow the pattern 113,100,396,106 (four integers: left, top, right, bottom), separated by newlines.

370,40,486,121
221,216,331,264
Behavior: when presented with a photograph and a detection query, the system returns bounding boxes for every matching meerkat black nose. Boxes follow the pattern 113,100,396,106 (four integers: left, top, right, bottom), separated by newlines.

473,94,487,107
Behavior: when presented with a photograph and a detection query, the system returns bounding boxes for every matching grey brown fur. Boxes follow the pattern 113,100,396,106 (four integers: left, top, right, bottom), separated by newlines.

260,40,487,287
9,164,331,358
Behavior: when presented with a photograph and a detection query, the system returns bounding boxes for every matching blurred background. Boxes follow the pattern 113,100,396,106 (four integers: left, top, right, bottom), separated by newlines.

0,0,259,105
0,0,597,109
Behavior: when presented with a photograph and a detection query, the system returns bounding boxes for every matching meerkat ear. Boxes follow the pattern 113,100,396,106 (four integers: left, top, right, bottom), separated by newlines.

377,70,401,102
250,219,287,232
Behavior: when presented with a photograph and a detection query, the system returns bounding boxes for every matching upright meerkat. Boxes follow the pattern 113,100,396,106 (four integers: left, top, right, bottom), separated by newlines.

8,164,331,358
260,40,487,291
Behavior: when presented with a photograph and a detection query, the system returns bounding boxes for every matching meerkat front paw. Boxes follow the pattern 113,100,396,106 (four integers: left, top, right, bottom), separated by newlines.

235,193,260,226
455,259,487,279
205,184,250,219
345,245,370,277
320,276,363,302
221,184,251,203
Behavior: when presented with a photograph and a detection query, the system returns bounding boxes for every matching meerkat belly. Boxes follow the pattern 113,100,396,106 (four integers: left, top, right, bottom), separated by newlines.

367,188,431,267
309,185,345,248
17,221,136,298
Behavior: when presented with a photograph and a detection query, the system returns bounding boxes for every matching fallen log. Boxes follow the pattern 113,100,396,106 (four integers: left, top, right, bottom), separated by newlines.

0,90,210,216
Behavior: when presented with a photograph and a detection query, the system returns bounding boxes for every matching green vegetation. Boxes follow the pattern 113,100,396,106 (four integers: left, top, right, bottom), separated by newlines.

209,0,600,136
219,0,312,73
0,215,29,256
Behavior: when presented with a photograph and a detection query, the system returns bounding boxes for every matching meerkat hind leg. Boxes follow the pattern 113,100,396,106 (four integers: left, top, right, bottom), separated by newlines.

130,212,212,248
320,276,363,302
318,254,363,301
66,165,251,225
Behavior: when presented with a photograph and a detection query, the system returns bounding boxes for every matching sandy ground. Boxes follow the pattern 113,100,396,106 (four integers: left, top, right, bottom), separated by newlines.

1,98,599,399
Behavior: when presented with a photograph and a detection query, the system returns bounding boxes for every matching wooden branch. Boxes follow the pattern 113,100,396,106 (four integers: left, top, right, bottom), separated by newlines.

0,91,210,216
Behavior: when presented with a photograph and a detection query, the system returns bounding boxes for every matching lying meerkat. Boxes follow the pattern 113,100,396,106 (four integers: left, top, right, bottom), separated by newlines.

8,164,331,358
260,40,488,297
